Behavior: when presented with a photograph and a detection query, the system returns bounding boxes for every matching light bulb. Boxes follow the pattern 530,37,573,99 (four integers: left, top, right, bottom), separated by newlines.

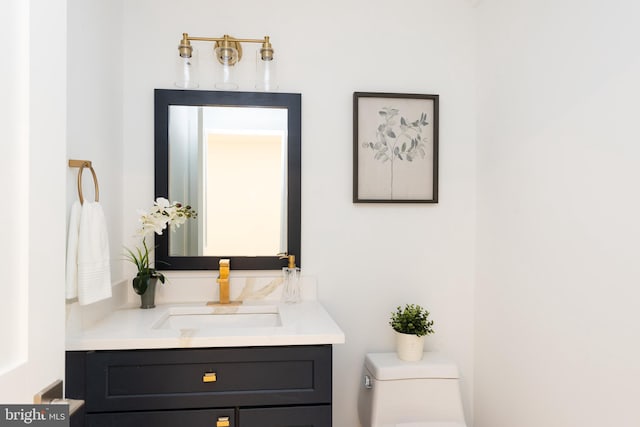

214,46,239,90
174,49,199,89
256,52,277,91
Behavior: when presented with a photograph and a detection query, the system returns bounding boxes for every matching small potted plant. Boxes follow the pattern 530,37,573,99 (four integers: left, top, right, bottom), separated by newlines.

389,304,435,361
125,197,196,308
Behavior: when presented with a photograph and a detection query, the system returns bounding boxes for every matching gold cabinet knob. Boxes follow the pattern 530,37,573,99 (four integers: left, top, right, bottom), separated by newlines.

202,372,217,383
216,416,230,427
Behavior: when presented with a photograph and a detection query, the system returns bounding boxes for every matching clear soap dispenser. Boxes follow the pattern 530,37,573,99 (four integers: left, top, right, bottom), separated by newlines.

281,254,301,304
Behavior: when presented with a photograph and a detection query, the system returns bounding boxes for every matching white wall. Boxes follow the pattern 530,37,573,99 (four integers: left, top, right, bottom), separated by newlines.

0,0,67,402
67,0,124,285
475,1,640,426
122,1,477,425
0,0,30,378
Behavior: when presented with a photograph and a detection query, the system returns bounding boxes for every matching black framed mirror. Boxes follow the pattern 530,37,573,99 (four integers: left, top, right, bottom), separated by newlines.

154,89,301,270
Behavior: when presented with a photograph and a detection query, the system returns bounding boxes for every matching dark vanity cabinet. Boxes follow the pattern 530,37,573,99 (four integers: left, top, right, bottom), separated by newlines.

66,345,332,427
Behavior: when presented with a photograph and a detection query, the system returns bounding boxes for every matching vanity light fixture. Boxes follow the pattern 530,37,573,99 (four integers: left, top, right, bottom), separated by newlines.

176,33,277,91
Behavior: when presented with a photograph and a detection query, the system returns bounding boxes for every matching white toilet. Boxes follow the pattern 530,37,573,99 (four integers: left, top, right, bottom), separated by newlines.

357,352,467,427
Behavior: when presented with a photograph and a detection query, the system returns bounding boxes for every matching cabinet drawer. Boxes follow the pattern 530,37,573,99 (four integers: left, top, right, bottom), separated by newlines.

239,405,331,427
86,408,234,427
83,345,332,412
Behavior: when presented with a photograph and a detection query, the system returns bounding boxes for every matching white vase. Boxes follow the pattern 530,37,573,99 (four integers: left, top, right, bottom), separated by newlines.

395,331,425,361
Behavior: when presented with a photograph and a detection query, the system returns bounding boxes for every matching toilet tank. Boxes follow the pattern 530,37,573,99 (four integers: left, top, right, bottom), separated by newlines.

358,352,466,427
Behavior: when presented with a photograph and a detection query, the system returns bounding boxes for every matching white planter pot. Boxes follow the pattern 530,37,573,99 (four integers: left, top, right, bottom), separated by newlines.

395,331,425,361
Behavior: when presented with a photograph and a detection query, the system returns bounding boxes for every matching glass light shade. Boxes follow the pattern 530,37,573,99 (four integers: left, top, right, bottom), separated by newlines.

174,49,199,89
214,46,239,90
256,53,278,91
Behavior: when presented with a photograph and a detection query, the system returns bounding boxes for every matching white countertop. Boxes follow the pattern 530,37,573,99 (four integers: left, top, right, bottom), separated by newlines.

66,300,345,351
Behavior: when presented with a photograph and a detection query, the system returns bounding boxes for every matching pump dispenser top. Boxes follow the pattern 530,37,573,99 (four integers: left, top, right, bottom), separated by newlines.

280,253,301,304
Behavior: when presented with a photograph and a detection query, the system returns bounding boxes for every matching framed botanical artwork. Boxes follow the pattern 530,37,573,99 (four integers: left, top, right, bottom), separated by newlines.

353,92,439,203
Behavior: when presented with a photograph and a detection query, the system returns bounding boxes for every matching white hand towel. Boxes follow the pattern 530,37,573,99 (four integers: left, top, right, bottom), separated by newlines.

77,201,112,305
65,200,82,299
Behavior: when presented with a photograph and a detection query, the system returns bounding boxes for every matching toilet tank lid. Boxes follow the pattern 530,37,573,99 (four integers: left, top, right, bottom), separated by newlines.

365,352,460,380
396,423,467,427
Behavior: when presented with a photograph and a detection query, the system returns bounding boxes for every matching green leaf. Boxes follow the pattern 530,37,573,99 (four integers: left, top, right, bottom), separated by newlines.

389,304,435,337
402,142,406,152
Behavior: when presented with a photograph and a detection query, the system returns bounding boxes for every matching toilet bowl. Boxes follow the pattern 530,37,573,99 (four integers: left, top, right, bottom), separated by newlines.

357,352,467,427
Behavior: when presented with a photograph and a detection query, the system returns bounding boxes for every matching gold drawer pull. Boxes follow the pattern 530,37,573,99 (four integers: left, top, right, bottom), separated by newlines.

216,416,230,427
202,372,217,383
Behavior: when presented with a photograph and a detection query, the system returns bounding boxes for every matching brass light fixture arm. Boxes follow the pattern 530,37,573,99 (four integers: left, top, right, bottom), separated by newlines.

186,35,266,44
179,33,273,63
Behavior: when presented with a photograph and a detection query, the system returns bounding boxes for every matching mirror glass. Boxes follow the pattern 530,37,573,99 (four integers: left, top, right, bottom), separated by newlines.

155,90,301,270
168,105,288,257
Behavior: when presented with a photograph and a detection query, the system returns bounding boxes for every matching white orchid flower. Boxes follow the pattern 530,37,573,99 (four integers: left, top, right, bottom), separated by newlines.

126,199,197,279
154,197,171,209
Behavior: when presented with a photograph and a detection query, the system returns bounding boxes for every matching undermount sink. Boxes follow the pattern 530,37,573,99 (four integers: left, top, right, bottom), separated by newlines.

153,304,282,331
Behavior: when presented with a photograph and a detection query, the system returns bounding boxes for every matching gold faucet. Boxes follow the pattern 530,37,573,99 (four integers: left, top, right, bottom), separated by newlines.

217,259,230,304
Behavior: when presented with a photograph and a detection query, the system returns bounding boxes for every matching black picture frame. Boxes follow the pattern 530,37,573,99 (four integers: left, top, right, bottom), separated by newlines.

353,92,439,203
